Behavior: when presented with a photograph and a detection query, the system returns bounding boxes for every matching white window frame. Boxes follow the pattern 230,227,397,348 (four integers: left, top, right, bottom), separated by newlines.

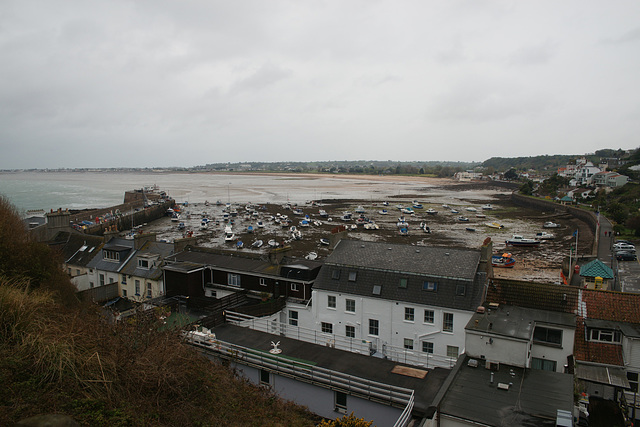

345,299,355,313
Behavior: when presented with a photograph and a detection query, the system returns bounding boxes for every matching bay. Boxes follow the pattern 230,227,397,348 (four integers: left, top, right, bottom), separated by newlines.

0,171,442,213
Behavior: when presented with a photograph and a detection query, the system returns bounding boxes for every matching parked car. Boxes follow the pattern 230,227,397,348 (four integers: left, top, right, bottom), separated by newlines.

614,243,635,251
616,251,637,261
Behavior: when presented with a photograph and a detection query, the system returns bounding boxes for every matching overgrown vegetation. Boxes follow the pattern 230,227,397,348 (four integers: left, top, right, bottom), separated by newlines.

0,196,318,426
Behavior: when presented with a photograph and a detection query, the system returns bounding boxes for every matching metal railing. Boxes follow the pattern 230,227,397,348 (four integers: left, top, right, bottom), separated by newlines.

225,311,458,369
189,337,415,411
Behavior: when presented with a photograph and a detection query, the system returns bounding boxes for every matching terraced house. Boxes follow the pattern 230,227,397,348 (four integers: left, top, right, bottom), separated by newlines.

293,239,491,368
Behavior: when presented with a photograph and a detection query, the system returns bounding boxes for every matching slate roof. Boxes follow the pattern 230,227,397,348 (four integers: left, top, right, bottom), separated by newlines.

323,240,481,280
579,259,614,279
48,231,104,268
166,248,322,279
438,355,573,426
86,238,135,273
314,240,485,311
485,278,579,314
119,241,175,281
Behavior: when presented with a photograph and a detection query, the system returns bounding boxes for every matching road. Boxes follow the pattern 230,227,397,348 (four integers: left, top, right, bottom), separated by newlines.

597,213,640,293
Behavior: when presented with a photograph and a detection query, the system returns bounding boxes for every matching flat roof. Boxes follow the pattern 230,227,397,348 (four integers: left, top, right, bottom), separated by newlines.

439,356,574,426
466,304,576,340
210,323,450,417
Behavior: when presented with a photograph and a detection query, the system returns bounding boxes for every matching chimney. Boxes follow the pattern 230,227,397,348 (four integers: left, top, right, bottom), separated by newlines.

134,232,157,249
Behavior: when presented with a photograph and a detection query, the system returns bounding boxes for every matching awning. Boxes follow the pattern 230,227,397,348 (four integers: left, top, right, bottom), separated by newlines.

575,363,630,389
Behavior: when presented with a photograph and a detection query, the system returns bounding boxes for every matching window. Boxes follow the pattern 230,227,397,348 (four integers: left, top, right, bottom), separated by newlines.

589,329,622,343
103,250,120,261
260,369,270,385
531,357,557,372
533,326,562,345
348,271,357,282
328,295,336,308
456,284,466,296
331,269,341,280
259,278,267,286
89,282,94,288
399,278,408,288
345,325,355,338
146,283,152,298
68,268,71,275
290,283,299,292
335,391,347,414
138,258,149,269
345,299,355,313
228,274,240,287
75,269,80,275
369,319,379,336
135,280,140,295
405,307,415,322
288,310,298,326
122,275,127,285
109,277,114,284
321,322,333,334
122,289,127,297
422,342,434,354
628,372,639,393
372,285,382,295
404,338,414,350
446,345,459,358
443,313,454,332
424,309,434,323
423,281,438,291
99,274,105,286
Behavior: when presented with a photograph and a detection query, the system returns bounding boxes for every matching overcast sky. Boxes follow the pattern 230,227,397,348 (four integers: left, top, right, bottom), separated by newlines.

1,1,639,169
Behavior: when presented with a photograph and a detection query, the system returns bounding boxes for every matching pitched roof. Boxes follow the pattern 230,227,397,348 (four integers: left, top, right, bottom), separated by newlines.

314,240,485,311
581,289,640,323
579,259,614,279
485,279,578,314
574,318,624,366
119,241,175,280
323,240,481,280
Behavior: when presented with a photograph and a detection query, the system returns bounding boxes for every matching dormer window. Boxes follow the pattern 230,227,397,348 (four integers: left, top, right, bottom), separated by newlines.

138,259,150,269
331,269,341,280
589,329,622,343
348,271,357,282
103,250,119,261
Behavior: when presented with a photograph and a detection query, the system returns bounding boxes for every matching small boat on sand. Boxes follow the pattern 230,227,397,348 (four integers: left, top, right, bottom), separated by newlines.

505,235,540,247
492,253,515,268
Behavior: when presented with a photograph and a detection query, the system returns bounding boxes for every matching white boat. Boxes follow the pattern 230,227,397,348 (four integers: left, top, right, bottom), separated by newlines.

252,240,263,248
543,221,560,228
305,252,318,260
268,239,279,248
320,238,330,246
482,204,493,210
505,235,540,247
442,204,450,209
450,209,459,214
466,207,477,212
426,208,438,215
535,231,555,240
354,206,365,214
458,216,470,222
319,210,328,218
224,226,234,242
378,209,389,215
257,220,265,228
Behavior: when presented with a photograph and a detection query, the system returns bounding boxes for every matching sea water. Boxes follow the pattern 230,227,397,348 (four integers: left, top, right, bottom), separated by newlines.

0,171,430,213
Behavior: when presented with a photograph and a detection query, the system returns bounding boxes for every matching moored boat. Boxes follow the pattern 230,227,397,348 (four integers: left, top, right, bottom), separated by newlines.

486,222,504,229
492,253,515,268
543,221,560,228
535,231,555,240
252,240,263,248
426,208,438,215
505,235,540,247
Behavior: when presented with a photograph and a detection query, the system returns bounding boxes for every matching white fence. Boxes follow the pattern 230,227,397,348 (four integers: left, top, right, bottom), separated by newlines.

225,311,458,369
